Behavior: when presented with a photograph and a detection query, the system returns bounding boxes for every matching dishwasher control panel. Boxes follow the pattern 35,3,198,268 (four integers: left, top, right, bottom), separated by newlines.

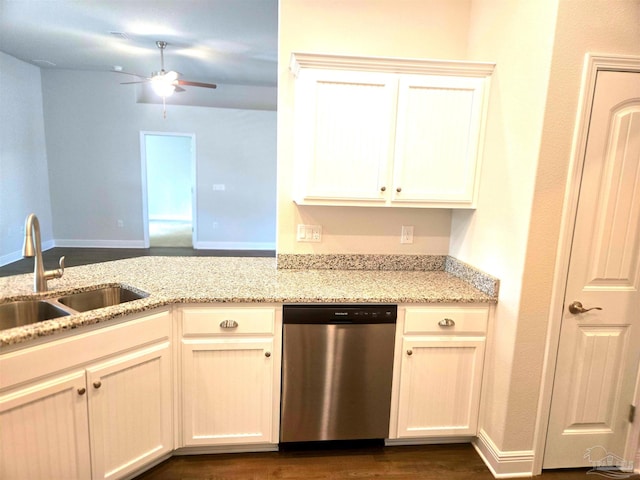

283,304,397,324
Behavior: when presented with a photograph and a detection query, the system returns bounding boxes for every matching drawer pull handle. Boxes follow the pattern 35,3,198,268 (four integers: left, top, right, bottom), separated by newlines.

438,318,455,327
407,349,413,356
93,381,102,389
77,387,86,395
265,351,271,358
220,319,239,329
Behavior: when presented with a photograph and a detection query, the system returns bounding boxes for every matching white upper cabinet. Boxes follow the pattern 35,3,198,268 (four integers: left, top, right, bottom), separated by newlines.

290,53,494,208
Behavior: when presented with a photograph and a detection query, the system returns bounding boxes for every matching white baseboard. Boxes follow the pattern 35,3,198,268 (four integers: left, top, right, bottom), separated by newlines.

194,241,276,251
174,444,278,455
385,437,474,446
54,239,147,248
0,240,55,267
473,429,535,478
0,250,24,267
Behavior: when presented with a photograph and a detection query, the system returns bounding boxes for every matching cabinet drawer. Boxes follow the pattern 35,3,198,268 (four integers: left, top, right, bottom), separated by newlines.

404,306,488,335
182,307,275,336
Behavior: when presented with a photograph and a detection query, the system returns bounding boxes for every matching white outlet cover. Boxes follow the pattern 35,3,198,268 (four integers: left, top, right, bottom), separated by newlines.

401,225,414,244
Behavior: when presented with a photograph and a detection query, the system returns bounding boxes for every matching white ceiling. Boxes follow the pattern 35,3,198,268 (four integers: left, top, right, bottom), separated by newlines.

0,0,278,87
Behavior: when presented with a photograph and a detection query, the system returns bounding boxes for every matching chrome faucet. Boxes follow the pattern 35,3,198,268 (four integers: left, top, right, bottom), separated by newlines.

22,213,65,292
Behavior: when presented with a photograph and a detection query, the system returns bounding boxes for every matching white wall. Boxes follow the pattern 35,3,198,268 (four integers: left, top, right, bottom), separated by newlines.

0,51,54,265
521,0,640,459
40,69,276,250
449,0,559,452
277,0,472,255
451,0,640,459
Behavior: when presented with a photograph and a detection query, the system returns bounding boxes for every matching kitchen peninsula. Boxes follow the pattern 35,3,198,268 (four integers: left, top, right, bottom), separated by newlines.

0,254,498,480
0,254,497,348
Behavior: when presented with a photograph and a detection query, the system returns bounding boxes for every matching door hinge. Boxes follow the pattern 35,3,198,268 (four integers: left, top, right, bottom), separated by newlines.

629,404,636,423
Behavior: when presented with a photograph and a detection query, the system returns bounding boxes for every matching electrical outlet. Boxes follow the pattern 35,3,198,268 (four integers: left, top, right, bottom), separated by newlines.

212,184,226,191
401,225,414,244
297,224,322,242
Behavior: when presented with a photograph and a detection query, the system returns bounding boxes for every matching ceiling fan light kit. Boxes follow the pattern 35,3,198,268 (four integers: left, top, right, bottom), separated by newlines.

151,73,177,97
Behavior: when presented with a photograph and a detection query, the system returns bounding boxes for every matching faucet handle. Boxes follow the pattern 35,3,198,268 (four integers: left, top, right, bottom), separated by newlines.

57,256,65,276
45,256,65,280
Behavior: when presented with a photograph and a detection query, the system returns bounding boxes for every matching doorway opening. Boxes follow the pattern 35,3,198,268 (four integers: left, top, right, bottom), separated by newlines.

141,132,196,248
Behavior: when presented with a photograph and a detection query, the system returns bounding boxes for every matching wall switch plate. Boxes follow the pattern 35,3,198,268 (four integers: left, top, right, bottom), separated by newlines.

212,184,226,191
297,224,322,242
401,225,414,244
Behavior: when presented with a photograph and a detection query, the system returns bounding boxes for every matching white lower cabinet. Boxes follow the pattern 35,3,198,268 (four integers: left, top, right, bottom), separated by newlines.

0,309,173,480
390,305,489,439
180,305,281,448
87,340,172,480
0,370,92,479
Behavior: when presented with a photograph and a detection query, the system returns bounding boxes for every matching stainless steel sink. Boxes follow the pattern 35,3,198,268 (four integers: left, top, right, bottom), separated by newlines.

0,300,70,330
57,286,148,312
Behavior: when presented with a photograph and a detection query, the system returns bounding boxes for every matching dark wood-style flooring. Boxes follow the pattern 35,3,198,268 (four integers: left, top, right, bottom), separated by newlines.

132,443,610,480
0,247,275,278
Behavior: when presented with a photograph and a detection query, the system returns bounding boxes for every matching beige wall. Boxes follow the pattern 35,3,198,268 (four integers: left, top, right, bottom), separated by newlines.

277,0,471,254
453,0,640,455
451,0,560,450
517,0,640,454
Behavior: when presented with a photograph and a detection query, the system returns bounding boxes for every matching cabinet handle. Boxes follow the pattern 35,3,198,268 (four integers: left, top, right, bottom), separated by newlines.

396,187,402,193
438,318,455,327
265,351,271,358
93,381,102,389
77,387,86,395
380,186,386,192
407,349,413,356
220,319,239,329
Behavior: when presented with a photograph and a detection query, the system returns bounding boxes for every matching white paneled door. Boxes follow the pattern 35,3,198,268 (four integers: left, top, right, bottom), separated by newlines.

544,70,640,468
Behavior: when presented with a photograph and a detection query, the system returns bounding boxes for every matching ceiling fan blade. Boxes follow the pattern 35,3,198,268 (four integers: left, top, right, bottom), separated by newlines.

120,80,149,85
174,86,186,93
177,80,217,89
112,70,149,80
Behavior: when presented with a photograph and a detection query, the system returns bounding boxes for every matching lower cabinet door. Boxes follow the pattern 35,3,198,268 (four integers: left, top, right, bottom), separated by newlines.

396,336,485,437
0,370,91,480
182,338,275,446
87,341,173,480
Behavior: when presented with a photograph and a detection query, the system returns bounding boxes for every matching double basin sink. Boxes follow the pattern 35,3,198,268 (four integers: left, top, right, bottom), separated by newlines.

0,286,148,331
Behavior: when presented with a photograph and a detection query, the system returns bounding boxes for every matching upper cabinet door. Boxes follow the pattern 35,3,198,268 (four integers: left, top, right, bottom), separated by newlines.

293,68,397,203
392,75,488,206
290,53,494,209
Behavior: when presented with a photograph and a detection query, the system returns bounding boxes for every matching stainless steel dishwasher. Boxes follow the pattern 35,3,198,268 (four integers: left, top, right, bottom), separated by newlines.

280,304,397,443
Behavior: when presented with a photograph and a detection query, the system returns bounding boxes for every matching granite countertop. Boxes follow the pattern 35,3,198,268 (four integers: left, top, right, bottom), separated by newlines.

0,255,498,348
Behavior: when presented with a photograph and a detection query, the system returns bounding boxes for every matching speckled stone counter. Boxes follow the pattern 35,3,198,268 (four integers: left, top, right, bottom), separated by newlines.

0,256,498,348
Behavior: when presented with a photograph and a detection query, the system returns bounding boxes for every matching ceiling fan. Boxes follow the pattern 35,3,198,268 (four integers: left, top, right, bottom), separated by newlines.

117,41,217,98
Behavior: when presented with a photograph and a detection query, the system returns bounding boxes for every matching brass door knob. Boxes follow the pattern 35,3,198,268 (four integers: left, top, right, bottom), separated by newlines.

568,301,602,314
